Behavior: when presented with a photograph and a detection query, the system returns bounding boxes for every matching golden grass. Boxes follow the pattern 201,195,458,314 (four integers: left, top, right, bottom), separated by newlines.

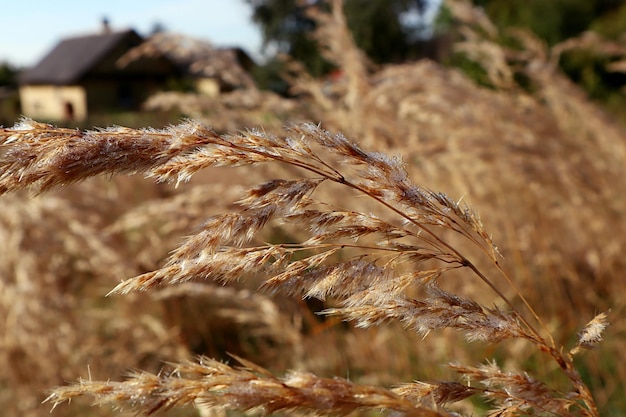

0,117,610,417
0,0,624,416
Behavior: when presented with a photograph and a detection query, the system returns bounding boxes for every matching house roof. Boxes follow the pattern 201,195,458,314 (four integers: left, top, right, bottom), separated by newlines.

20,29,143,85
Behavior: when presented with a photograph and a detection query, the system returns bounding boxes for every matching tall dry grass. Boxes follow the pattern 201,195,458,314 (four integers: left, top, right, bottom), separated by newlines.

0,117,612,416
0,0,624,416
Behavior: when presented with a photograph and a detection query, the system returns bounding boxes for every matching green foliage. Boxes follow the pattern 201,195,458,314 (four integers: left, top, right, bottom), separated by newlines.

251,57,291,95
559,48,626,123
343,0,415,64
165,76,197,93
245,0,435,76
0,62,19,126
590,3,626,39
474,0,613,45
0,62,17,87
444,0,626,119
444,53,493,89
246,0,333,76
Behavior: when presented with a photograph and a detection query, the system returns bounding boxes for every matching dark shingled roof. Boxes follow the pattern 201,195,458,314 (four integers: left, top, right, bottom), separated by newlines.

20,30,142,85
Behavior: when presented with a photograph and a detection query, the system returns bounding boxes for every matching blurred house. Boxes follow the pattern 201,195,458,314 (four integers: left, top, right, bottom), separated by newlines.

190,47,256,97
19,25,180,121
117,33,257,98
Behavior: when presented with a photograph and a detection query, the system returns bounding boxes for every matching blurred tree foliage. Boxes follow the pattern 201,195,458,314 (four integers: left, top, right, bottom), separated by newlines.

475,0,624,45
246,0,330,77
464,1,626,117
247,0,626,115
251,56,292,95
0,62,19,126
590,2,626,39
246,0,432,78
0,62,18,87
246,0,624,73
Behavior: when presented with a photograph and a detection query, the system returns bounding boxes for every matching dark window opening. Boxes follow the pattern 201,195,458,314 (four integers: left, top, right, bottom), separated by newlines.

117,83,133,109
63,101,75,120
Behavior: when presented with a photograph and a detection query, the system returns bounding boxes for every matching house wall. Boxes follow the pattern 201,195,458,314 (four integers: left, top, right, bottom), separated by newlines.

195,78,220,97
83,80,127,111
82,77,163,112
19,85,87,121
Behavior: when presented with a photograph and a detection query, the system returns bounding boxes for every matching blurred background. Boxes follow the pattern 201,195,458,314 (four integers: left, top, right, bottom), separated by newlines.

1,1,625,416
2,0,626,128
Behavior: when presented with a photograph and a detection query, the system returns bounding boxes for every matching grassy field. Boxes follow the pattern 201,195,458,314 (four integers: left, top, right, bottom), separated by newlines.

0,1,624,416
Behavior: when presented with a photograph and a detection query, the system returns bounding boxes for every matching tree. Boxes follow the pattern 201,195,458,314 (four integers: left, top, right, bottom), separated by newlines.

343,0,419,63
474,0,624,45
473,0,626,108
246,0,435,76
0,62,17,87
247,0,329,76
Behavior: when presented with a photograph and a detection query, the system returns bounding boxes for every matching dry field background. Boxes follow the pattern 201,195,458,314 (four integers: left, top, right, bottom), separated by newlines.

1,0,624,416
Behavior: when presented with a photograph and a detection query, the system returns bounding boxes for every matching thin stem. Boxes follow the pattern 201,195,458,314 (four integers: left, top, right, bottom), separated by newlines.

335,176,547,343
211,136,554,362
493,261,556,348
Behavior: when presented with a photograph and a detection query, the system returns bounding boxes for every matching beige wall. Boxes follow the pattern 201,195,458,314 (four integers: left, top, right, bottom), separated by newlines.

195,78,220,97
19,85,87,121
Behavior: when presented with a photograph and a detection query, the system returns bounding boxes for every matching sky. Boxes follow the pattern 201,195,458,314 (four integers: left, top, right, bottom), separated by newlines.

0,0,264,67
